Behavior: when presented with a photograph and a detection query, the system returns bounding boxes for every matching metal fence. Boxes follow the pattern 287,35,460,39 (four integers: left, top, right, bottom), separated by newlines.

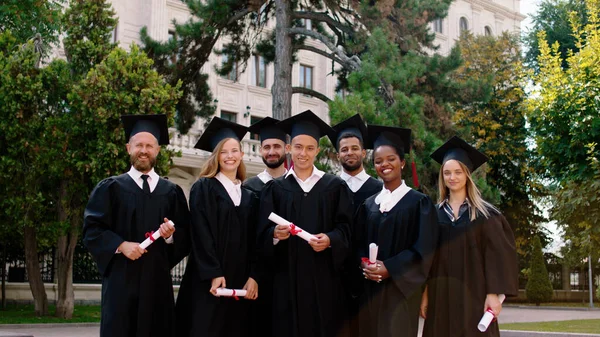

6,241,188,285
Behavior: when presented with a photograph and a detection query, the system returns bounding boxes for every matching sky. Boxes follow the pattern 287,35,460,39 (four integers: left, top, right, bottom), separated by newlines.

521,0,541,32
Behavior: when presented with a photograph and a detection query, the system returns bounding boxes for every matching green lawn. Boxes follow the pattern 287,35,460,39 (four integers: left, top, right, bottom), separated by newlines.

507,302,595,308
0,304,101,324
501,319,600,334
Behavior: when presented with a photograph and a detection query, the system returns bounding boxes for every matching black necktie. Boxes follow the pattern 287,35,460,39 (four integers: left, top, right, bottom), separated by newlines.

141,174,151,194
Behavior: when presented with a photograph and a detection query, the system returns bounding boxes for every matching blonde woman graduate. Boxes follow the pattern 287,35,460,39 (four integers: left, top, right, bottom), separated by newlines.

176,117,260,337
421,136,518,337
354,125,439,337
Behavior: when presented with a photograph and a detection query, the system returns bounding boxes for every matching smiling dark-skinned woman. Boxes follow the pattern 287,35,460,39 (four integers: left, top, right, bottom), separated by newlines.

353,124,439,337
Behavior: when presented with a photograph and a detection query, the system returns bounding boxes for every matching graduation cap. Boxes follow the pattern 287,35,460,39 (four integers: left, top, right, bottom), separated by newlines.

194,117,248,152
330,114,368,150
121,114,170,145
430,136,489,172
365,124,412,155
277,110,333,142
249,117,287,143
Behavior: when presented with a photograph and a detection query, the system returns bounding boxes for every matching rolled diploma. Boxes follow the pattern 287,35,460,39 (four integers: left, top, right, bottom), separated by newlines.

477,294,506,332
215,288,247,297
139,220,175,249
268,212,317,242
369,243,379,264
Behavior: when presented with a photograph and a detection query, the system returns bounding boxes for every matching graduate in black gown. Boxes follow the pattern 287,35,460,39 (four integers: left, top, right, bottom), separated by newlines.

354,125,438,337
330,114,382,212
329,114,383,337
176,117,259,337
257,110,354,337
242,116,289,337
83,114,190,337
243,117,289,195
421,136,518,337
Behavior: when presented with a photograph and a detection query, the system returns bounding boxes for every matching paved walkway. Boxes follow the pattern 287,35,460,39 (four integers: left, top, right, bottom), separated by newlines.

1,307,599,337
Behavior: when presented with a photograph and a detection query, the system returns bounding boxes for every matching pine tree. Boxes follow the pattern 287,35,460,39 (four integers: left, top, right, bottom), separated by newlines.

525,236,554,305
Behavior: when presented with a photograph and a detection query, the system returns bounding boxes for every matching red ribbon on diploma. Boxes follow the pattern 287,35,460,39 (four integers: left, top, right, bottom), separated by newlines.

289,224,303,236
145,231,155,242
232,289,239,301
361,257,376,266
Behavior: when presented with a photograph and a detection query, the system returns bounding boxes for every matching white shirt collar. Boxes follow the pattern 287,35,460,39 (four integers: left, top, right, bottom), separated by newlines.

374,180,411,213
257,168,288,184
215,172,242,206
127,166,159,193
339,169,370,193
285,166,325,193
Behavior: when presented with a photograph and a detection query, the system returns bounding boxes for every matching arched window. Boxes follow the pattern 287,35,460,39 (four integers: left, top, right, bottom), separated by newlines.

485,26,493,36
459,17,469,34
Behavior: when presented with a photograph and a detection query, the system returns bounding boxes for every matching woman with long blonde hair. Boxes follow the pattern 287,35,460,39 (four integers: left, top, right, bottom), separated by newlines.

176,117,259,337
422,136,518,337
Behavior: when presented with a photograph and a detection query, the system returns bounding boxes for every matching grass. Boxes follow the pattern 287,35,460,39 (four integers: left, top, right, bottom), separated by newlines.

501,319,600,333
0,304,101,324
507,302,595,308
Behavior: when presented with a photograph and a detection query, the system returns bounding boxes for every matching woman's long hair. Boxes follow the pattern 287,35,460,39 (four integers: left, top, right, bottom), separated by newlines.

438,160,497,220
199,138,247,181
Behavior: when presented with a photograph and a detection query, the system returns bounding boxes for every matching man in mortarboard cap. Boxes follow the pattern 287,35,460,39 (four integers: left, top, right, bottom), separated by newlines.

83,114,190,337
257,110,354,337
330,114,383,212
243,117,290,195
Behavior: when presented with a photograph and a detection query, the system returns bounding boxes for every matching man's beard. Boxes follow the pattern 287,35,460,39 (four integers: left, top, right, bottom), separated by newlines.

341,158,362,172
131,154,156,172
263,155,285,169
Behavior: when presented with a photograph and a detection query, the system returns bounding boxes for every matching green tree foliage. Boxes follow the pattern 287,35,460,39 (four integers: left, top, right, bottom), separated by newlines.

523,0,588,71
0,31,54,316
0,0,63,47
525,236,554,305
450,32,548,279
527,0,600,278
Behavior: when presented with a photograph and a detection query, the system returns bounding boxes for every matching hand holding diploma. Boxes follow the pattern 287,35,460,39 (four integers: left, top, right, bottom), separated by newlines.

139,219,175,249
268,212,317,243
210,277,227,296
214,288,247,299
242,277,258,300
309,233,330,252
478,294,506,332
361,243,389,282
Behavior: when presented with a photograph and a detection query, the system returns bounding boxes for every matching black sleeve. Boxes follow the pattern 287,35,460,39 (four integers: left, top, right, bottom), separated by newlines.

384,195,439,298
483,213,519,296
82,179,124,276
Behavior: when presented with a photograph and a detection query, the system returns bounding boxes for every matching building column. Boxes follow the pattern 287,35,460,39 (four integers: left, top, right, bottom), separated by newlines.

148,0,168,41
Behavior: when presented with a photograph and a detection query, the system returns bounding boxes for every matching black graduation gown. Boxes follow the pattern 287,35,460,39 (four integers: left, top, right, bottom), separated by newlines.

350,177,383,213
242,175,273,337
257,173,354,337
83,173,191,337
422,208,518,337
176,177,259,337
354,189,438,337
243,176,266,195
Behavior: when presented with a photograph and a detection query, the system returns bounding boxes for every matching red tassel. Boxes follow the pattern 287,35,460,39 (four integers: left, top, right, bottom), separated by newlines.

411,161,420,188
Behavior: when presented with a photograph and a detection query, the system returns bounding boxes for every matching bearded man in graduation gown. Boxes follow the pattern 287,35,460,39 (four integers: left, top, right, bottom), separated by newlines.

83,114,190,337
257,110,355,337
242,116,289,337
243,117,289,195
330,114,382,212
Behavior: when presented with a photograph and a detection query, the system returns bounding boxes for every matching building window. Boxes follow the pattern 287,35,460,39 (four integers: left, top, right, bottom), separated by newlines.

252,55,267,88
484,26,493,36
433,18,443,34
459,17,469,34
111,24,118,43
299,65,313,90
221,111,237,123
221,54,238,82
250,116,262,140
299,5,312,30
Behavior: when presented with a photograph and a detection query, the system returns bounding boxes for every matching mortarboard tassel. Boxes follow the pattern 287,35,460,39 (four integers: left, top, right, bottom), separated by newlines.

411,148,420,188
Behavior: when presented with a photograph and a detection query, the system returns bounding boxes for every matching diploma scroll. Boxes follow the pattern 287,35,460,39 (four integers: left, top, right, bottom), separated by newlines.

268,212,317,242
477,294,506,332
362,243,379,266
215,288,247,299
139,220,175,249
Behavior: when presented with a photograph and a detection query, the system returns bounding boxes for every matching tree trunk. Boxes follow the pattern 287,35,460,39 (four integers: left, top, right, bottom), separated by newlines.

272,0,293,120
55,180,80,319
24,225,48,316
1,242,6,310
